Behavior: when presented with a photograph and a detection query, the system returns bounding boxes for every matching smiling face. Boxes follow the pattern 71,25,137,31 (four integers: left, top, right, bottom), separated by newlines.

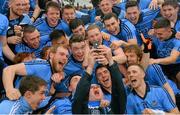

89,84,104,101
70,41,86,62
46,7,60,27
96,67,112,90
99,0,113,15
50,46,69,73
9,0,24,17
127,65,145,89
72,25,86,37
62,8,76,24
104,17,120,35
126,6,140,24
161,5,179,22
22,0,30,14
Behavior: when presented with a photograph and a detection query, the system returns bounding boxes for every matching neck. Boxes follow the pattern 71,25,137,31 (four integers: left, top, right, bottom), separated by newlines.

172,14,178,24
134,81,146,98
104,87,112,94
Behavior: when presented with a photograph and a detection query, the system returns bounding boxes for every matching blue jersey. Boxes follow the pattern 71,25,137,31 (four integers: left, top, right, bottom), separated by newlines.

34,18,71,37
146,64,167,87
24,59,52,94
175,15,180,32
0,0,8,15
152,37,180,64
64,55,98,84
15,37,51,58
132,8,160,45
117,0,152,11
0,97,33,114
7,14,32,37
145,64,180,95
0,13,9,60
50,97,72,114
64,55,85,77
102,34,119,48
126,84,176,114
103,19,138,44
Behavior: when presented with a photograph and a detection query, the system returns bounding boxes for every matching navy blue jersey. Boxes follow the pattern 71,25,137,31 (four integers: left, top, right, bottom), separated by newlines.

126,84,176,114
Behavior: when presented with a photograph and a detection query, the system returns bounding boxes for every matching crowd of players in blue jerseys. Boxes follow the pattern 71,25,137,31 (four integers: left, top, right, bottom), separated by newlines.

0,0,180,114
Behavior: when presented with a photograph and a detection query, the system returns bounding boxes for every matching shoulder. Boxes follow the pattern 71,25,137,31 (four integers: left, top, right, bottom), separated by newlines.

0,100,19,114
0,14,8,25
33,18,46,27
24,59,50,66
121,19,135,28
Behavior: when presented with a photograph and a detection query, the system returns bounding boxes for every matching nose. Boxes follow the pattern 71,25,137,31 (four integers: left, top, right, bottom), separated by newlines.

109,25,114,31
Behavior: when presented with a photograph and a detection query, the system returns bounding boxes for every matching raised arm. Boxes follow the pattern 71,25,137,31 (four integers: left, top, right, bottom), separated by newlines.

3,63,27,100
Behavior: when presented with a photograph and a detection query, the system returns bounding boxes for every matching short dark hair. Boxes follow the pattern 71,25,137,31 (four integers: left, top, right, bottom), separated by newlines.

69,18,84,30
62,4,75,14
19,76,47,96
69,35,85,46
95,64,108,76
49,29,65,41
45,1,60,13
125,0,139,10
124,45,143,61
153,17,171,29
103,13,118,23
23,25,36,34
162,0,179,8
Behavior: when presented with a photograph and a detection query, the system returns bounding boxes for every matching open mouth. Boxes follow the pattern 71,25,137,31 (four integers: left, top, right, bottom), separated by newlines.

131,79,137,85
110,30,117,35
94,90,100,96
103,78,109,84
58,61,64,66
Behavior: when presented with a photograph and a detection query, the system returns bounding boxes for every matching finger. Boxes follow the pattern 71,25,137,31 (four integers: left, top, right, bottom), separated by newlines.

46,106,56,114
